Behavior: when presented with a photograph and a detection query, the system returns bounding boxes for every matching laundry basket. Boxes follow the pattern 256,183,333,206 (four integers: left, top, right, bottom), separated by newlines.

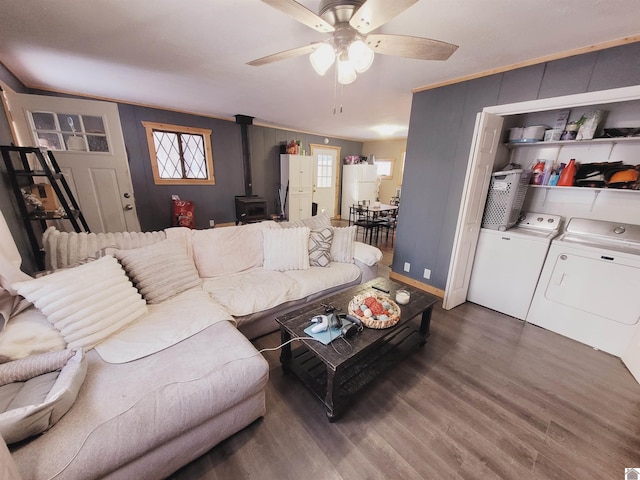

481,169,531,231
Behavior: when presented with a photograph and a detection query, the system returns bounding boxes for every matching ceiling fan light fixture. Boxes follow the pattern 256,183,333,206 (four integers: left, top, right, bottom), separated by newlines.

337,53,357,85
310,43,335,75
348,39,374,73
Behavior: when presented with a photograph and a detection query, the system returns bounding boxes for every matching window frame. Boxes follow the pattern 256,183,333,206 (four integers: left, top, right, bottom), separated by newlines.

316,153,333,188
374,158,395,179
142,121,215,185
29,111,110,153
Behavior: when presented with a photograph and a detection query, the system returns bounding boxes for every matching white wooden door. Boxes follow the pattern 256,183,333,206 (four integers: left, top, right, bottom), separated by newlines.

4,91,140,233
443,112,503,310
310,145,340,218
623,322,640,384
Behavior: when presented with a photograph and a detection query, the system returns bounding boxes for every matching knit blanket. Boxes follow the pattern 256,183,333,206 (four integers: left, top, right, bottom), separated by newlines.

42,227,166,271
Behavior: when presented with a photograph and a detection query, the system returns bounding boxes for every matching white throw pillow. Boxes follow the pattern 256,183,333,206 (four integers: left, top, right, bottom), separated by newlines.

190,222,278,277
330,226,357,263
263,227,310,271
12,256,147,351
113,239,201,304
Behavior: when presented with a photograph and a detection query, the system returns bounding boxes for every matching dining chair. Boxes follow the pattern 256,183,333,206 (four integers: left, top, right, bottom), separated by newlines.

351,204,379,244
376,211,397,246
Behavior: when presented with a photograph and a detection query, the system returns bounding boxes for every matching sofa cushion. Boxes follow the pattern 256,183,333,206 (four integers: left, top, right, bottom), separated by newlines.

12,256,147,351
95,289,233,363
279,211,331,230
113,239,201,304
42,226,166,271
283,262,361,298
308,227,333,267
354,241,384,267
263,227,310,271
202,270,299,317
190,222,279,278
0,349,86,444
330,225,357,263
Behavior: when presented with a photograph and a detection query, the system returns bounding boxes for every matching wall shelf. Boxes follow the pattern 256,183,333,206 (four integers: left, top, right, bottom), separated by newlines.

529,184,639,211
506,136,640,149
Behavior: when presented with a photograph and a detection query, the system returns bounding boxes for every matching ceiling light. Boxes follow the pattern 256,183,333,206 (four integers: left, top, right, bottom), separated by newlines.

309,34,374,84
310,43,335,76
348,40,374,73
336,51,357,85
372,124,407,136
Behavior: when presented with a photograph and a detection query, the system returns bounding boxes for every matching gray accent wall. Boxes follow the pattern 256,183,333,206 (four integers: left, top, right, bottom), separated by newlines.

0,65,362,269
249,126,362,218
118,105,362,230
118,105,245,231
395,42,640,290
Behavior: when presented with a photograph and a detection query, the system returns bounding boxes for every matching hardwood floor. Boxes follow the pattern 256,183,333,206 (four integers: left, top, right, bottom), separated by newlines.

170,234,640,480
171,318,640,479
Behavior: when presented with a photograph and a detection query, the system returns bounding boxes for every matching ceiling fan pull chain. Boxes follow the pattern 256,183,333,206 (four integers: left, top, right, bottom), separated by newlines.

333,64,338,115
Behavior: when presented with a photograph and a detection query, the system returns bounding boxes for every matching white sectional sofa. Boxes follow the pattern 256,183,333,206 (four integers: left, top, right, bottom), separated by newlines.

0,213,382,479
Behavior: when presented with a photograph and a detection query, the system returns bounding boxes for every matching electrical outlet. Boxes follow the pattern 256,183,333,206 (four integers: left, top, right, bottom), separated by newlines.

423,268,431,280
403,262,410,272
209,220,215,227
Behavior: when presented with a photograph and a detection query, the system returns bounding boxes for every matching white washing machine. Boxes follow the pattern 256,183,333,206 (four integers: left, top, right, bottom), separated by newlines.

526,218,640,357
467,212,562,320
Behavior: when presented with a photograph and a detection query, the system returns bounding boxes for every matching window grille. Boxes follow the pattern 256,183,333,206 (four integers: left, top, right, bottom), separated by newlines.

317,154,332,187
142,122,215,185
29,112,109,152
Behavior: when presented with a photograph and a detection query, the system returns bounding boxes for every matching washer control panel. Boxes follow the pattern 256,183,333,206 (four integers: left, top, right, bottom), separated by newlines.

516,212,562,232
565,217,640,246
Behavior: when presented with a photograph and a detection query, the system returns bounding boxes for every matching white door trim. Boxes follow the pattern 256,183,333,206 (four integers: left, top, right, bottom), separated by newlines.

444,85,640,310
484,85,640,116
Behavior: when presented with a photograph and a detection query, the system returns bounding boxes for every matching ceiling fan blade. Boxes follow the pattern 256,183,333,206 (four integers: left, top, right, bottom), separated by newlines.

260,0,334,33
350,0,419,34
366,34,458,61
247,43,320,66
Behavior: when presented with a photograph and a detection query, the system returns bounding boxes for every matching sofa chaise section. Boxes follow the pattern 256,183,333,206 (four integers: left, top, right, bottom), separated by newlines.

10,319,268,480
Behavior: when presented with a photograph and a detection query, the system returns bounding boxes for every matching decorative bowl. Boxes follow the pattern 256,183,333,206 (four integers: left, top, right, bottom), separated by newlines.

348,291,401,329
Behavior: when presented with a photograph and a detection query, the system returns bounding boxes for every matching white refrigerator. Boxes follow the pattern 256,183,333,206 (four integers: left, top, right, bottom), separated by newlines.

341,164,378,218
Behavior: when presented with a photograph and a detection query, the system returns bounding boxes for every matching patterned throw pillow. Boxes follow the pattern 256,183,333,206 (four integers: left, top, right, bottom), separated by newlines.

308,227,333,267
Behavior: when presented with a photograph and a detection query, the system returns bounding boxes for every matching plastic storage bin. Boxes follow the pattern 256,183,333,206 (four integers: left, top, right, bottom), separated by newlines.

481,169,531,231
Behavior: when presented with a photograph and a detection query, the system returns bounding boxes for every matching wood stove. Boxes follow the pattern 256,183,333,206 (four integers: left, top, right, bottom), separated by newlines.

235,195,267,225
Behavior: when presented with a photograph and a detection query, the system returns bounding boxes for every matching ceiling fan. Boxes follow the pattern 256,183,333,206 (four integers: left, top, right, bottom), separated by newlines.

248,0,458,84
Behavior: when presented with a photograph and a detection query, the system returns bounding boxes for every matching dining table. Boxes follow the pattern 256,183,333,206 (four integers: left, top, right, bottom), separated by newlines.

350,202,399,245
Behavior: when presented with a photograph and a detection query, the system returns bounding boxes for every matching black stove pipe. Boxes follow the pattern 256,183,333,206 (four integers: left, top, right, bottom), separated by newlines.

235,114,254,197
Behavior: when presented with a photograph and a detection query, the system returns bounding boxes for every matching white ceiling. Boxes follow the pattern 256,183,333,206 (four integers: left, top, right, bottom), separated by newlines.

1,1,639,141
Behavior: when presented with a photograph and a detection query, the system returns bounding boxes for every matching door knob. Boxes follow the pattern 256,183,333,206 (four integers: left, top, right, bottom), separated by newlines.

124,204,133,211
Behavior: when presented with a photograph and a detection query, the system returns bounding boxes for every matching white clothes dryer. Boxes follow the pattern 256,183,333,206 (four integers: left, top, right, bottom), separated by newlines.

467,212,562,320
526,217,640,357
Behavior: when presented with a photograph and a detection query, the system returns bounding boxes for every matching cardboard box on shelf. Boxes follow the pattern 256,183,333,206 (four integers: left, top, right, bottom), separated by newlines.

29,183,59,212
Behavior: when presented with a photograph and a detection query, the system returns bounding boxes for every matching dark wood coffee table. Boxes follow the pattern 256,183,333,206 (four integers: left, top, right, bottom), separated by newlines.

275,277,438,421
